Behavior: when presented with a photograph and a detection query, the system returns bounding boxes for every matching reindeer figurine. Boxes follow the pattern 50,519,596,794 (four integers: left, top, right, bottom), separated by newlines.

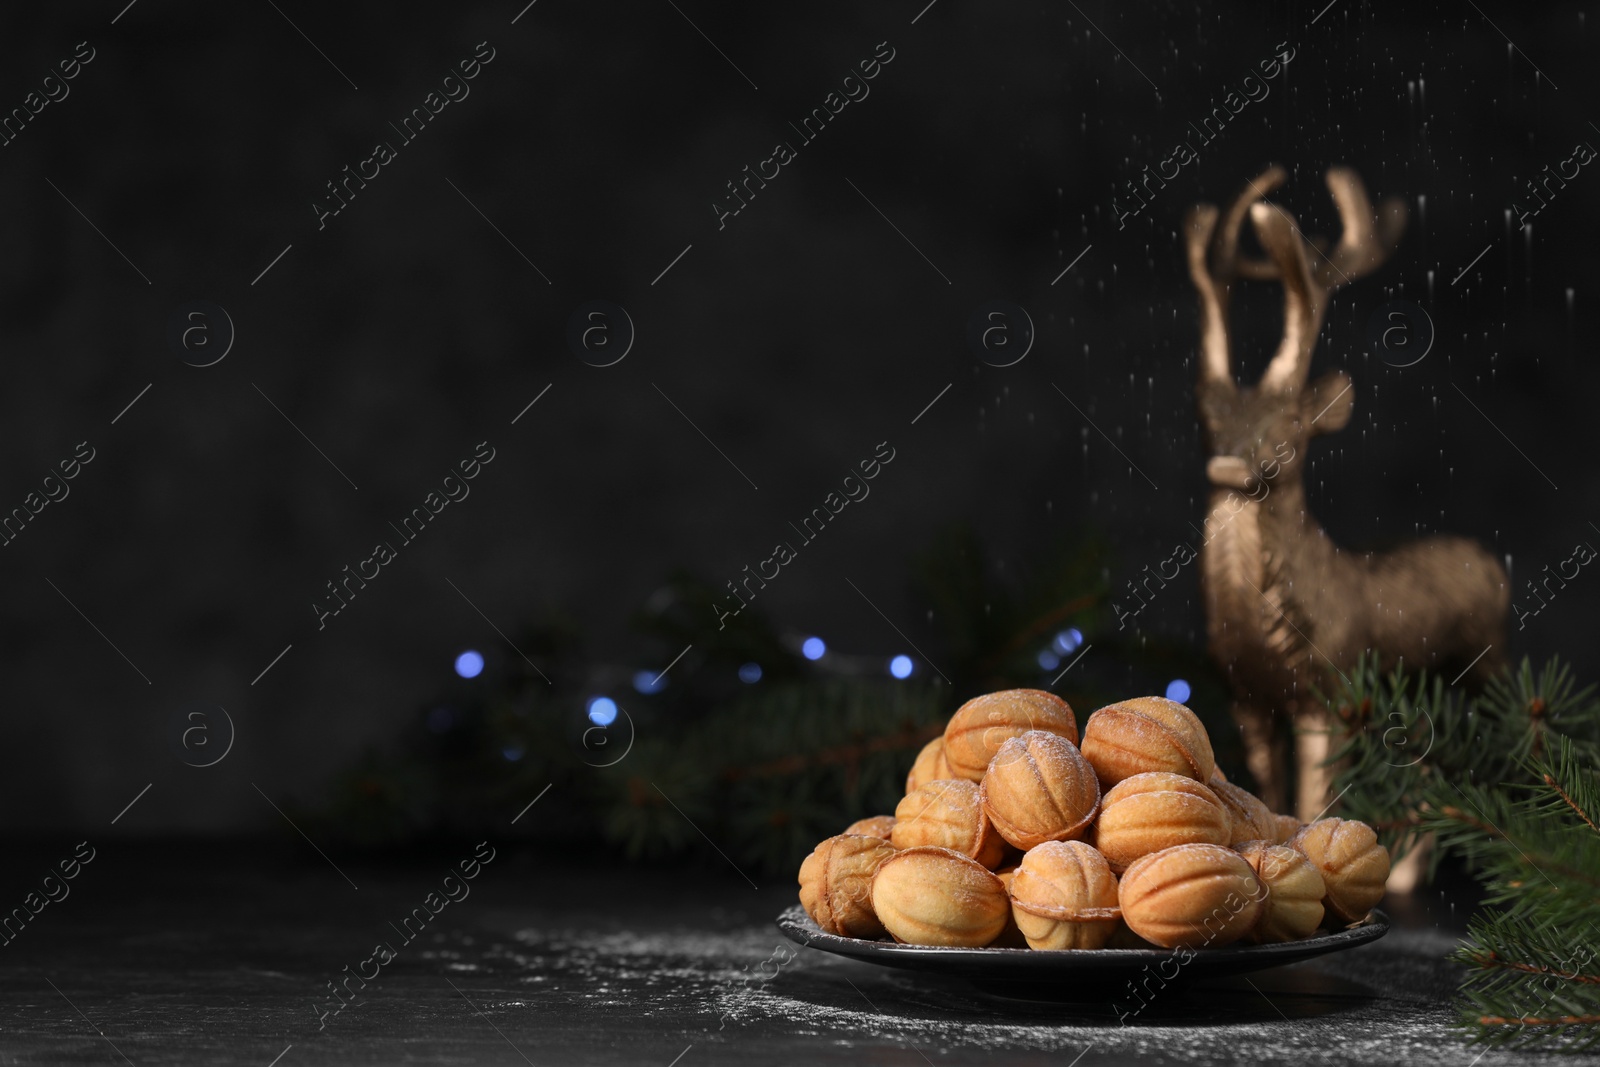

1185,165,1508,820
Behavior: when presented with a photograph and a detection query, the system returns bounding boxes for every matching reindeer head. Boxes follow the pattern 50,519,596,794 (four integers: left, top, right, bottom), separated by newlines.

1185,166,1406,494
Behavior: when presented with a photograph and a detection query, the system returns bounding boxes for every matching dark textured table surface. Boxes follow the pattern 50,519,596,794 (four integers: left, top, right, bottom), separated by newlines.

1,841,1591,1066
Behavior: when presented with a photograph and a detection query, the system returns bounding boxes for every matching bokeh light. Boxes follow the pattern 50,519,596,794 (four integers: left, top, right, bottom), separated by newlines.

587,696,618,726
801,637,826,661
633,670,665,694
454,650,484,678
889,655,913,679
1165,678,1192,703
738,662,763,684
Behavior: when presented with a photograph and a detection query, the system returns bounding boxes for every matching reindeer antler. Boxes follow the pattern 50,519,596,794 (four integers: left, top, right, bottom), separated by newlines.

1253,168,1407,391
1184,166,1286,393
1321,168,1408,284
1187,166,1407,394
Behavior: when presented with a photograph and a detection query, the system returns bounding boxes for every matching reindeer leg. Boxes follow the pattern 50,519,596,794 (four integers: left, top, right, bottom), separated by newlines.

1387,834,1431,894
1293,698,1431,893
1232,701,1287,812
1292,701,1335,822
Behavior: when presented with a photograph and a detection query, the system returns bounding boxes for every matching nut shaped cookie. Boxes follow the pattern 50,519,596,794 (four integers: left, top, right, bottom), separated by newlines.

980,730,1100,850
1236,839,1326,943
1289,818,1390,923
871,846,1010,947
1210,779,1278,846
1008,840,1121,950
942,690,1079,782
797,833,897,937
843,815,896,840
892,778,1006,869
906,736,954,794
1094,771,1231,871
1118,843,1266,949
1080,696,1216,788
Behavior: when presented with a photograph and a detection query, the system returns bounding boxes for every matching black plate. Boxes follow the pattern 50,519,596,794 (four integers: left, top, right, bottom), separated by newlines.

776,905,1390,1001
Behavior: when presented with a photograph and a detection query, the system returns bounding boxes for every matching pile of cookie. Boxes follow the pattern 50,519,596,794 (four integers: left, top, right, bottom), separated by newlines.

797,689,1389,949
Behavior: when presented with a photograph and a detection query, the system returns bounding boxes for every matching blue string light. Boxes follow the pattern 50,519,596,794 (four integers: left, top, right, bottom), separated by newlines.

738,662,763,683
801,637,826,661
1165,678,1192,703
889,655,913,679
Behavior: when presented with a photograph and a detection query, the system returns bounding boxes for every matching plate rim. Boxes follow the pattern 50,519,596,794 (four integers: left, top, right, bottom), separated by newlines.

776,902,1390,963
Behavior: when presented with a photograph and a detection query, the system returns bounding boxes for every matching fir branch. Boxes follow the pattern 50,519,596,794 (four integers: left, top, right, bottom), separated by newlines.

1475,1013,1600,1027
1464,954,1600,986
1545,772,1600,837
1426,797,1600,893
1328,657,1600,1051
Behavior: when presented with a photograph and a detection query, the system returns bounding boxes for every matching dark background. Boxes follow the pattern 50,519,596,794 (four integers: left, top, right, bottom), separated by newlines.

0,0,1592,836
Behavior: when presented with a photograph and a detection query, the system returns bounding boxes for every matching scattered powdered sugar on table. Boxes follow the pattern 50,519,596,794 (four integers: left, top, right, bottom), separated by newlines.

459,919,1546,1065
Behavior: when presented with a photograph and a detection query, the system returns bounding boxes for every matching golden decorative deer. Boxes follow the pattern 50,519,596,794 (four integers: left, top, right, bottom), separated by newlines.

1184,165,1509,819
